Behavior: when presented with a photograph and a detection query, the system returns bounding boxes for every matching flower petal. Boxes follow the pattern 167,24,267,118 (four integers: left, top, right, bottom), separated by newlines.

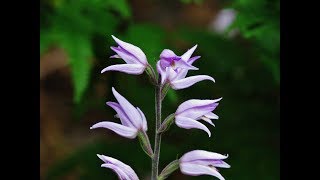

110,54,121,59
160,59,171,69
112,35,147,65
137,107,148,131
175,116,211,137
176,99,207,114
201,116,215,127
204,112,219,119
187,56,201,65
184,159,230,168
166,66,179,82
101,64,145,75
180,45,198,61
90,121,138,139
157,61,167,84
160,49,179,59
112,87,142,129
174,59,198,70
176,98,222,114
111,46,138,64
176,98,222,119
98,154,140,180
211,160,231,168
159,49,198,70
101,163,131,180
181,103,218,120
173,56,201,81
180,163,225,180
180,150,229,162
170,75,215,90
174,68,188,80
106,101,134,128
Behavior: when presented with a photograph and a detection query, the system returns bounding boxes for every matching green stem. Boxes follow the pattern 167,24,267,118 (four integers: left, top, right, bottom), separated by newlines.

151,78,162,180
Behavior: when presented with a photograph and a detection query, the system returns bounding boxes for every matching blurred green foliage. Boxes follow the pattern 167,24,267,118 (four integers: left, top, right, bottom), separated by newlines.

41,0,279,179
229,0,280,83
40,0,131,103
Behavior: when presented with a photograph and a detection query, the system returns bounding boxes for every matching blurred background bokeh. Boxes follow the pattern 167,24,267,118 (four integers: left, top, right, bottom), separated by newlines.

40,0,279,179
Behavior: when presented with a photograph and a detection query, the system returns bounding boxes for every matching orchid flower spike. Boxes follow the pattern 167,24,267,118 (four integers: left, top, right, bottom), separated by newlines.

101,35,149,75
174,98,222,137
179,150,230,180
97,154,139,180
156,45,215,90
90,87,148,139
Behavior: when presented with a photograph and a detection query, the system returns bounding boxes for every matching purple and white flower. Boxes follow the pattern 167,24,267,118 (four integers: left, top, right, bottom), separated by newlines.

174,98,222,137
97,154,139,180
90,87,148,139
179,150,230,180
158,47,199,72
156,45,215,90
101,35,149,75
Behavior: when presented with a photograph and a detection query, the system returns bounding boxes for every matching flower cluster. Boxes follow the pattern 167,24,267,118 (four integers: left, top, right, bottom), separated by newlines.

91,36,230,180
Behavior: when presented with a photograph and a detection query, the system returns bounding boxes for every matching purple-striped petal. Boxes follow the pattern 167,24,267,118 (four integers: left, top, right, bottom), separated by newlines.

159,49,198,70
176,98,222,114
180,150,229,162
180,163,225,180
175,116,211,137
98,154,139,180
170,75,215,90
179,102,219,120
112,35,147,65
111,46,138,64
106,101,134,128
90,121,138,139
112,87,142,129
101,64,145,75
180,44,198,61
176,98,222,119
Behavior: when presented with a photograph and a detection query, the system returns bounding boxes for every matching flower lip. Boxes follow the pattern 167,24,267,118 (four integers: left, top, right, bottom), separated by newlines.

159,49,182,69
158,48,198,70
162,56,182,62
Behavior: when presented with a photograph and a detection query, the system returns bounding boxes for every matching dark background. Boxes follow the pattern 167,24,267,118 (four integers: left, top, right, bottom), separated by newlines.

40,0,279,179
